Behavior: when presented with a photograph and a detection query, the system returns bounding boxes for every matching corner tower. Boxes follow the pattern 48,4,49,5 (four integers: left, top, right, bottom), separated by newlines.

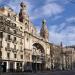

40,19,49,41
19,2,28,22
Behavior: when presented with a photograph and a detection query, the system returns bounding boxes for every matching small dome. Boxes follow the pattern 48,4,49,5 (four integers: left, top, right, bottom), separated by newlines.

40,19,49,41
42,19,46,24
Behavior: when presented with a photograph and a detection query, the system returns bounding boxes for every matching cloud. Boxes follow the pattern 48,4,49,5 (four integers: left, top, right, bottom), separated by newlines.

43,3,64,16
66,16,75,22
49,16,75,46
30,3,64,20
51,15,62,21
0,0,64,21
46,0,69,4
0,0,34,14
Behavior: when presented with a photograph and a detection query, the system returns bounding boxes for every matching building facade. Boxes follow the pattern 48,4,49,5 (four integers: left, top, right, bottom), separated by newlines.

0,2,51,72
0,2,75,72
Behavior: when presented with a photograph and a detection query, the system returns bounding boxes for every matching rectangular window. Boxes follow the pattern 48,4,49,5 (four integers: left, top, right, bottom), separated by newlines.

14,45,16,50
14,54,16,58
0,41,2,47
20,55,23,59
8,35,11,40
0,32,3,38
14,30,16,34
7,43,10,48
14,37,16,41
7,53,10,58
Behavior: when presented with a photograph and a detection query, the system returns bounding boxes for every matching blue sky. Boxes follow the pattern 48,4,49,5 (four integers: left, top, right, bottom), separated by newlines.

0,0,75,46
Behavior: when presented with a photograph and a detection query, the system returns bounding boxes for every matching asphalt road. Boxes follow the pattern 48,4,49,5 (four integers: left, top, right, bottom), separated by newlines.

1,70,75,75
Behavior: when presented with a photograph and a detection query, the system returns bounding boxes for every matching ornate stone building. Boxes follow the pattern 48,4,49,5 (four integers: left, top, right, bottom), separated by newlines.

0,2,75,72
0,2,51,72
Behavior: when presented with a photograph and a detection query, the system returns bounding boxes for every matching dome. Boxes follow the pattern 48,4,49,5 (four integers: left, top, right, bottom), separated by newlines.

40,19,49,41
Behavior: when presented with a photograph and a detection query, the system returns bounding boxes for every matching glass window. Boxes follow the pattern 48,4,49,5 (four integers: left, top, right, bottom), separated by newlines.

7,53,10,58
20,27,22,29
8,35,11,40
7,43,10,48
14,37,16,41
20,55,23,59
14,54,16,58
0,32,3,38
14,45,16,50
0,41,2,47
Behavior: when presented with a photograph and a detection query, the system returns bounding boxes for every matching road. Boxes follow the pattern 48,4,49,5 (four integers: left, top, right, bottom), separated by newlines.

1,70,75,75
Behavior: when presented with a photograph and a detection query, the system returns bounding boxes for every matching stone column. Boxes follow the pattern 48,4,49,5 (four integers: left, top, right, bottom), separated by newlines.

14,62,16,71
6,61,9,72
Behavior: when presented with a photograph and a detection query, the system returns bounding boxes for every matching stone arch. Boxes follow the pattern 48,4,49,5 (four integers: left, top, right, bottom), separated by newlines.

33,43,45,54
32,42,45,71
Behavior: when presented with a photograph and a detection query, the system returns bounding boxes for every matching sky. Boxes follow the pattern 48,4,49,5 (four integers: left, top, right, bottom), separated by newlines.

0,0,75,46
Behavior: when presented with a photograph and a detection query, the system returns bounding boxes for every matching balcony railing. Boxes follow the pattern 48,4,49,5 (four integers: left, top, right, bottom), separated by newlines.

32,55,45,63
12,48,18,52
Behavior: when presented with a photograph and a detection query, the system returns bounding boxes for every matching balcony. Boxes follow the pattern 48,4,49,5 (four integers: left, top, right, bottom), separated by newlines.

12,48,18,53
32,55,45,63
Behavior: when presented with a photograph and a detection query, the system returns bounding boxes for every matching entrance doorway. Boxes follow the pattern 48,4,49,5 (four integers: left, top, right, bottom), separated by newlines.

3,62,7,72
10,62,14,72
16,62,22,72
32,43,45,71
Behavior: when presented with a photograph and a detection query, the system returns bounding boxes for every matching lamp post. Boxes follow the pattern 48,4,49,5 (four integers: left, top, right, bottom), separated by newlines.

60,42,64,70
